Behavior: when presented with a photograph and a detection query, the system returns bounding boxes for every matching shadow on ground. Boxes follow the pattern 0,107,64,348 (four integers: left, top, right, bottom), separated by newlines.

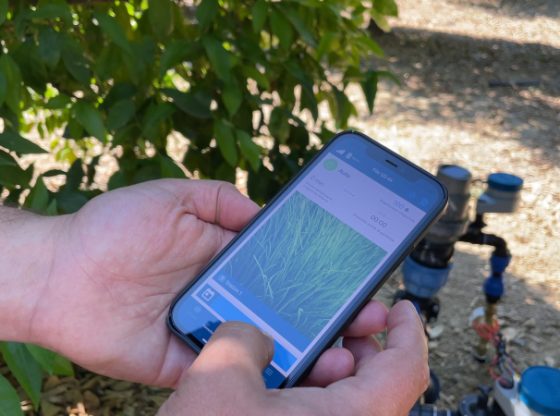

371,27,560,164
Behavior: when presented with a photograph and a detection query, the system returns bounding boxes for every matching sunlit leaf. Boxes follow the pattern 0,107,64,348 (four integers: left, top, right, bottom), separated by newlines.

374,0,398,17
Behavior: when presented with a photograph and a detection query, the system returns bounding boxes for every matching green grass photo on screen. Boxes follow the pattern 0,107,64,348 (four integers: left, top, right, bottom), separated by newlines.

224,191,386,339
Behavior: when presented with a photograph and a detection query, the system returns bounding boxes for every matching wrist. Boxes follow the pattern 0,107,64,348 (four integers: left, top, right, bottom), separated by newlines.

0,207,66,344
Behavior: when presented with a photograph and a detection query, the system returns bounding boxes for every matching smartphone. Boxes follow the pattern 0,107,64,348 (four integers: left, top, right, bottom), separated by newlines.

168,131,447,388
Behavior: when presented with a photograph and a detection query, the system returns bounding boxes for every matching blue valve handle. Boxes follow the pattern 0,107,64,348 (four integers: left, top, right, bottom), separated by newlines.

483,254,511,302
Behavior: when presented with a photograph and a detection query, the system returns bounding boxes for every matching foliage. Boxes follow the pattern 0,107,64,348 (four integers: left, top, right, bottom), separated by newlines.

0,0,397,410
0,343,74,413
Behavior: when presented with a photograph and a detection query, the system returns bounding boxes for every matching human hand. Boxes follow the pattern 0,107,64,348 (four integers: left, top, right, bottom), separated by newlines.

158,301,428,416
21,179,389,388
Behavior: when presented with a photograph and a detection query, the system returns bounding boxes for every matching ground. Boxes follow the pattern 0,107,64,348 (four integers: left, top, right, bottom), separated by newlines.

4,0,559,414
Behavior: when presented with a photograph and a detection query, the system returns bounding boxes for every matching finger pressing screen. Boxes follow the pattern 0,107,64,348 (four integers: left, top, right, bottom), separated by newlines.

187,321,274,392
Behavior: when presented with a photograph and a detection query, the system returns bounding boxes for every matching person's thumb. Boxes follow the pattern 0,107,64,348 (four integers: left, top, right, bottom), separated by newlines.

187,321,274,391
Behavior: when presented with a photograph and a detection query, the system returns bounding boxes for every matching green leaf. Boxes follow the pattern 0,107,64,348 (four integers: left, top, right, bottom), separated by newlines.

241,65,270,90
0,342,43,409
62,38,91,85
46,200,58,215
0,55,22,114
360,70,378,114
159,155,185,178
316,31,336,60
222,83,242,116
148,0,174,39
0,0,7,26
86,155,101,186
377,69,401,85
159,40,199,77
202,37,233,83
162,89,212,119
25,345,74,377
0,72,6,107
31,3,72,24
251,0,267,33
24,177,49,212
0,374,23,416
74,102,106,142
280,7,316,47
107,99,135,130
141,102,175,141
270,8,293,49
45,94,72,110
236,130,260,171
355,34,384,57
38,27,62,68
65,159,84,191
0,130,47,154
95,12,132,54
0,151,32,188
213,119,238,167
331,87,355,128
370,10,390,32
374,0,399,17
56,190,88,213
196,0,218,29
269,107,290,143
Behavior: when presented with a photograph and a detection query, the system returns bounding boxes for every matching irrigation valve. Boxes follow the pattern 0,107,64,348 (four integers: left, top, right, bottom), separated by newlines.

395,165,524,360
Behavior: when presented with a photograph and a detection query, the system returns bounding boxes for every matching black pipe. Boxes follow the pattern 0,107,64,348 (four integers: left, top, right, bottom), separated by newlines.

459,214,510,257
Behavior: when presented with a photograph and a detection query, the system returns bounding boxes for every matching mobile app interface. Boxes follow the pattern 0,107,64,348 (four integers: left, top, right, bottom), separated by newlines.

172,139,433,388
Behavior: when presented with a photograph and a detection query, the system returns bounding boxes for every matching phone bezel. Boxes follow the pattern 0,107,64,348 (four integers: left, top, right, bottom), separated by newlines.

167,130,448,388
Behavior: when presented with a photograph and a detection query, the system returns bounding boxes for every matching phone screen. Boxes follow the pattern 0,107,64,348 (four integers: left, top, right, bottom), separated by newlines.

169,132,445,388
